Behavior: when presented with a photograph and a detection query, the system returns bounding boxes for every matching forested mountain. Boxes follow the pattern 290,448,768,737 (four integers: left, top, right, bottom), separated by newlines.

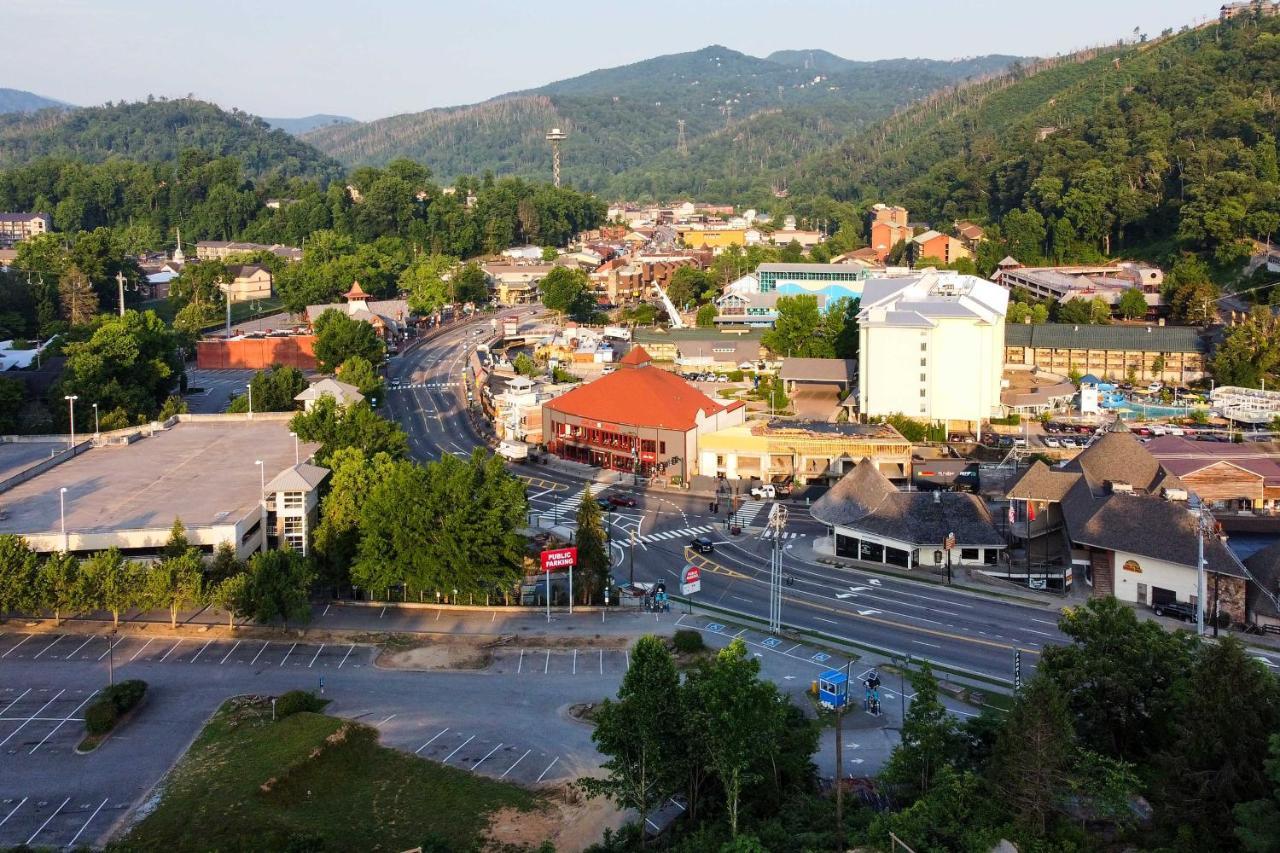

265,114,357,135
0,98,345,181
302,46,1019,196
790,16,1280,270
0,88,69,114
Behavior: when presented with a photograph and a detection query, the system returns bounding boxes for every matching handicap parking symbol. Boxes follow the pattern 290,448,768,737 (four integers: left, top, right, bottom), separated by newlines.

811,652,831,663
762,637,782,649
705,623,726,633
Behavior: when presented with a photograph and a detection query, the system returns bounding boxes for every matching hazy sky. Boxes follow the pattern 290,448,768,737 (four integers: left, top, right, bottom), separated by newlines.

7,0,1218,121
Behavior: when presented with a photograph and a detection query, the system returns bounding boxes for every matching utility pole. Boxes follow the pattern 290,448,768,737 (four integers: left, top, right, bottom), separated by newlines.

767,503,788,634
116,271,128,317
1194,502,1207,636
834,658,852,847
629,527,636,585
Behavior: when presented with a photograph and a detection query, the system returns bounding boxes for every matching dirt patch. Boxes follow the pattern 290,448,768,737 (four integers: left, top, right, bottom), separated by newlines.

485,783,625,853
377,642,494,671
529,635,632,651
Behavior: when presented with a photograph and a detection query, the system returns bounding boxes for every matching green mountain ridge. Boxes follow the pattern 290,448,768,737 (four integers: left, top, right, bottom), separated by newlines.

301,45,1021,196
265,114,358,135
0,88,70,114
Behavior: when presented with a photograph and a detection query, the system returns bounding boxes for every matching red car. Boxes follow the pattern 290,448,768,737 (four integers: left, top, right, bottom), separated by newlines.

608,495,638,508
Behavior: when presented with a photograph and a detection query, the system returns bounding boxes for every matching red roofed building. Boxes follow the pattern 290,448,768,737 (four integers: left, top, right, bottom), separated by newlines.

542,346,745,484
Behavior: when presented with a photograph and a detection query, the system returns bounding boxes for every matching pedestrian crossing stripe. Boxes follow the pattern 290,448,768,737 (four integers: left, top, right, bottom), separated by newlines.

733,499,767,526
390,383,459,390
616,525,715,546
535,482,608,526
759,531,801,540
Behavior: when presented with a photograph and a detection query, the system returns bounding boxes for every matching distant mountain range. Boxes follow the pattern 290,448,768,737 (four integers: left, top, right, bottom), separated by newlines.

264,114,357,135
300,45,1022,197
0,88,70,114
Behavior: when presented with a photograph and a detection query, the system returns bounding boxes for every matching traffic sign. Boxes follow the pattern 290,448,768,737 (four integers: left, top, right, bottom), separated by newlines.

540,547,577,572
680,565,702,595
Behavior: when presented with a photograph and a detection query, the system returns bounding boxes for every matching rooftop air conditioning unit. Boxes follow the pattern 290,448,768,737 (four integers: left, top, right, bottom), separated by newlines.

1164,488,1189,502
1109,481,1134,495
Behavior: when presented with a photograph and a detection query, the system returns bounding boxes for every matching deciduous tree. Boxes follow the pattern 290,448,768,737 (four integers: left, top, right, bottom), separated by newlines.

312,308,385,373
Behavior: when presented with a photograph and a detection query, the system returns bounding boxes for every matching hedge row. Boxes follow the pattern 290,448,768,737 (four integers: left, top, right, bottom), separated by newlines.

85,679,147,736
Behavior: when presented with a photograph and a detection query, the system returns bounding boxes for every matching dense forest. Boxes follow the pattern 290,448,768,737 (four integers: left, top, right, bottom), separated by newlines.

0,98,345,182
302,46,1018,197
790,15,1280,270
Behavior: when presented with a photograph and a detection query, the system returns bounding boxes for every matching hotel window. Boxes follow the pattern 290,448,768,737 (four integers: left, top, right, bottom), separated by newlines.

920,373,926,382
920,388,927,397
920,342,928,352
920,358,927,367
281,491,303,510
659,441,666,454
641,440,656,453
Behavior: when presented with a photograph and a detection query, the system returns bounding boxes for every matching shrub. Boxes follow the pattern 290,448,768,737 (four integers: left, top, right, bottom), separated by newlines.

275,690,326,719
727,370,745,382
84,679,147,735
85,701,119,736
672,629,705,654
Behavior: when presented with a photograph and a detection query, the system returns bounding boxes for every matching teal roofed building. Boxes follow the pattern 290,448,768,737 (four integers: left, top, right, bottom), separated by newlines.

757,263,871,303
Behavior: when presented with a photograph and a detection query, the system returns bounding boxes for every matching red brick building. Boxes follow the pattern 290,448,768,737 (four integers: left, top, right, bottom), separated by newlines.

196,334,317,369
542,347,745,484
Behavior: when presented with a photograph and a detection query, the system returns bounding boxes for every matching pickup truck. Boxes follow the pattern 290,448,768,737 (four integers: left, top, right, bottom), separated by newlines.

496,440,529,462
1153,600,1196,621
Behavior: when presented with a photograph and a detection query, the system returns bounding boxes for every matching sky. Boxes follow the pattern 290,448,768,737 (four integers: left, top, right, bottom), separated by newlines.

6,0,1220,121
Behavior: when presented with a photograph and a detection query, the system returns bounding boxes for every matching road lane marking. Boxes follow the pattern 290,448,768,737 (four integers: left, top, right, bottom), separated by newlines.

377,714,396,727
65,635,96,659
536,756,560,782
189,639,213,663
501,749,532,779
25,796,70,846
30,689,99,753
279,642,297,666
443,734,475,764
473,742,504,770
338,644,356,668
600,649,604,674
66,797,110,848
308,644,326,668
129,638,155,662
572,649,577,675
415,728,449,754
249,641,270,666
220,640,242,664
912,640,941,648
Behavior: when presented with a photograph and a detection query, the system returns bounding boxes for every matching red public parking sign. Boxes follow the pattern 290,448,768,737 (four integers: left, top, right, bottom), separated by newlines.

681,565,702,595
540,547,577,572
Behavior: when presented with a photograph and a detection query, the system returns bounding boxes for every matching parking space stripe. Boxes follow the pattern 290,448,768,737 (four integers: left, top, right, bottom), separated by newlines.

308,644,325,668
158,639,183,662
0,688,64,748
536,756,560,782
572,649,577,675
0,688,31,718
66,797,109,848
32,635,64,659
501,749,532,779
129,638,155,662
250,641,270,666
600,649,604,674
279,642,297,667
517,649,524,674
544,650,549,674
25,796,70,846
473,742,504,770
96,635,126,662
2,633,32,657
415,728,449,754
442,734,475,764
30,689,99,753
65,635,96,659
337,644,356,668
0,797,27,830
219,639,242,664
189,639,213,663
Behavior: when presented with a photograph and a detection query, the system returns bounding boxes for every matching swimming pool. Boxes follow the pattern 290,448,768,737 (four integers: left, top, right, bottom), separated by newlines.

1103,400,1199,418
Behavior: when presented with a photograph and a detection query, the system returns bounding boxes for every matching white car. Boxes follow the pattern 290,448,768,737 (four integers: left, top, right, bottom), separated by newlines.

750,484,776,499
1042,437,1060,448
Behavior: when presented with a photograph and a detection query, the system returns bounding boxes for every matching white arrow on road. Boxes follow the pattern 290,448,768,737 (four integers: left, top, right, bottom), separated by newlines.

857,609,882,616
1255,655,1279,669
867,578,882,586
836,586,870,599
783,675,796,680
848,758,864,764
844,743,860,749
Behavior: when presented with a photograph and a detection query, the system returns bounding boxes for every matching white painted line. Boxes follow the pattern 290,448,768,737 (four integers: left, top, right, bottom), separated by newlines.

30,689,99,753
0,689,64,748
338,643,356,668
380,606,387,619
783,643,802,654
249,641,270,666
0,797,27,830
66,797,110,848
535,756,560,782
517,649,524,674
442,734,475,764
308,644,325,668
377,714,396,727
626,650,630,668
600,649,604,675
0,688,31,718
25,796,70,846
912,640,941,648
65,635,96,659
573,649,577,675
415,728,450,754
32,634,65,659
322,604,331,616
279,642,297,667
96,635,126,662
501,748,532,779
544,649,550,674
219,640,242,664
129,638,155,662
2,633,32,657
189,639,213,663
158,639,183,662
814,617,839,625
473,742,504,770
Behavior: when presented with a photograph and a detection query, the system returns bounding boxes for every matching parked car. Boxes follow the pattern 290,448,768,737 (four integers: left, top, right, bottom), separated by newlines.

690,535,715,554
608,495,637,508
1043,437,1060,448
390,377,403,388
1153,600,1197,621
596,498,614,512
750,484,776,499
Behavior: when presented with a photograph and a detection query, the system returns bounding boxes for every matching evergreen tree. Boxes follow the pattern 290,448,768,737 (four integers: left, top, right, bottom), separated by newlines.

990,675,1075,835
58,264,99,326
574,485,610,604
881,661,961,798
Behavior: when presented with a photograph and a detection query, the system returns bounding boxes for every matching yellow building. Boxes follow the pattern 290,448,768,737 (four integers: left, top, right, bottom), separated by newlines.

679,227,747,250
697,421,911,485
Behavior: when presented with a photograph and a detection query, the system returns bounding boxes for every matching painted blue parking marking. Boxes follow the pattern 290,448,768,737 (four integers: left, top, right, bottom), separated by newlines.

705,623,726,633
762,637,782,648
811,652,831,663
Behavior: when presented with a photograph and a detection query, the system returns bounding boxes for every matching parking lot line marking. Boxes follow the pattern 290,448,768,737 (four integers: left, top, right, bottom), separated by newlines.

25,796,70,846
415,728,449,754
517,649,524,674
442,734,475,764
219,640,242,664
308,644,325,668
96,635,126,662
322,604,331,616
249,641,270,666
573,649,577,675
338,643,356,668
544,650,549,674
129,638,155,662
501,749,532,779
279,642,297,667
2,633,32,657
30,689,99,753
536,756,560,783
32,634,65,659
380,606,387,618
626,650,630,669
783,644,802,654
377,714,396,727
0,688,64,748
0,688,31,717
189,639,213,663
66,797,109,848
0,797,27,829
158,639,183,662
65,635,96,659
473,742,504,770
600,649,603,675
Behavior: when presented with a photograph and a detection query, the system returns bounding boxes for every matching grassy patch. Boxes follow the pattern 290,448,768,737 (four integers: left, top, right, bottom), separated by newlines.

120,696,538,852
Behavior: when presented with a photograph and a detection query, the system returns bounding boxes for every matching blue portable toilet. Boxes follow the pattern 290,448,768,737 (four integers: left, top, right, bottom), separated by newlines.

818,669,849,710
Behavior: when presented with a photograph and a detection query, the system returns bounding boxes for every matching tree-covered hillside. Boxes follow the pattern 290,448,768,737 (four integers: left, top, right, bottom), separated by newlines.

0,88,69,114
792,16,1280,269
302,46,1019,196
0,98,345,182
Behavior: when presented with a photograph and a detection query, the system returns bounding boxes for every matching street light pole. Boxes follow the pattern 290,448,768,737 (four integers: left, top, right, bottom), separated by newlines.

629,527,637,585
255,460,266,546
64,395,78,451
767,503,788,634
247,383,254,419
59,486,68,552
92,402,99,437
289,431,299,465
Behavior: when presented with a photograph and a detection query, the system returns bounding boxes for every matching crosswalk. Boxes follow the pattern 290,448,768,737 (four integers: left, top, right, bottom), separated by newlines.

390,382,459,391
732,499,768,527
759,529,801,540
535,483,608,526
618,524,715,547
